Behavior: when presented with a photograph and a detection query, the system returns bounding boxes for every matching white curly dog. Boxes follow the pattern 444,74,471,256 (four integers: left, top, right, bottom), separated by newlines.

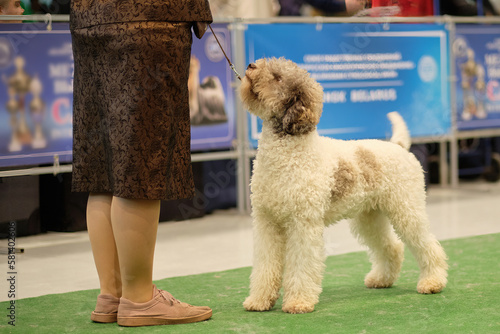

240,57,448,314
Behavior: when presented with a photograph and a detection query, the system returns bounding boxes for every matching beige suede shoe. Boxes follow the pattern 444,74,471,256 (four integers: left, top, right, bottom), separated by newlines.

117,285,212,327
91,294,120,323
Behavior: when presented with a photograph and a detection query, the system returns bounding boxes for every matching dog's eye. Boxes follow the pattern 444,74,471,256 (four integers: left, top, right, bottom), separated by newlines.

273,74,282,82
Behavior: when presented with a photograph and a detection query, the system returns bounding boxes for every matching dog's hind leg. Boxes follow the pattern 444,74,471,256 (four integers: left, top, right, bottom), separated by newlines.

281,220,325,314
350,209,404,289
243,216,285,312
385,200,448,294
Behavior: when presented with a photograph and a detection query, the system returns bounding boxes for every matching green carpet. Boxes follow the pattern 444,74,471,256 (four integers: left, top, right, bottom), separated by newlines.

2,233,499,334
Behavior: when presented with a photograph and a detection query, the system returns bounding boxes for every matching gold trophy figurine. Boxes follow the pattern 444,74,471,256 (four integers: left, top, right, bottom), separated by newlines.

6,87,21,152
461,48,487,121
6,56,33,144
29,74,47,149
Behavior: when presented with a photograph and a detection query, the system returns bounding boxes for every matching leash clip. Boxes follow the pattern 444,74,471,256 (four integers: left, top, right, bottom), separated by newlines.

230,64,242,81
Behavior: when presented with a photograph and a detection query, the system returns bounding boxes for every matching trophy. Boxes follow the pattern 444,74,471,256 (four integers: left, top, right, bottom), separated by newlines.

6,56,33,145
461,48,486,121
6,87,21,152
29,74,46,149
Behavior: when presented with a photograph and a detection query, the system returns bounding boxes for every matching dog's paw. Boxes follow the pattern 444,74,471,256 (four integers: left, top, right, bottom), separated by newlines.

364,271,395,289
243,296,276,312
417,276,447,294
282,301,315,314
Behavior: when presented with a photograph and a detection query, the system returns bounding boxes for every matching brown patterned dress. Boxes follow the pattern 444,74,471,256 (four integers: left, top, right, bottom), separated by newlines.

70,0,212,200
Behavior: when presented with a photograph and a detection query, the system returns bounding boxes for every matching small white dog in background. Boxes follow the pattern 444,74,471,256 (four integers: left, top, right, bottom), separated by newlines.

240,57,448,314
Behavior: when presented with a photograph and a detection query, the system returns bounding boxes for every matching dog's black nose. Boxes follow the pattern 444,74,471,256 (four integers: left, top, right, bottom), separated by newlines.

247,63,256,70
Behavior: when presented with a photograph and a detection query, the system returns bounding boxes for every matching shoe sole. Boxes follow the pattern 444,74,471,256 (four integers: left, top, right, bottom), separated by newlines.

91,311,117,323
117,309,212,327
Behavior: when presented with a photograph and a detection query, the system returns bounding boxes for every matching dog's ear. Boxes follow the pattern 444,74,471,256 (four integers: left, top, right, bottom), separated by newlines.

282,95,319,136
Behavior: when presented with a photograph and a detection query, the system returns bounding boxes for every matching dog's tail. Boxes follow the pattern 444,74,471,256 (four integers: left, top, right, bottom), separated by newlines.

387,112,411,151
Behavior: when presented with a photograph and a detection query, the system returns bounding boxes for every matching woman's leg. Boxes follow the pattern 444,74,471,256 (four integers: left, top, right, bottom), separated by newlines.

110,196,161,303
87,193,122,297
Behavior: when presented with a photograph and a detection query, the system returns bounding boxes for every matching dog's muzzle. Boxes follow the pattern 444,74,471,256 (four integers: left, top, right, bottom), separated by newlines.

245,63,256,84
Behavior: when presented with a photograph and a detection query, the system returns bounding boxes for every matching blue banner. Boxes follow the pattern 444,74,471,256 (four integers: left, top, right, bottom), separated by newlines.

0,23,73,167
245,23,451,147
189,23,237,151
454,25,500,130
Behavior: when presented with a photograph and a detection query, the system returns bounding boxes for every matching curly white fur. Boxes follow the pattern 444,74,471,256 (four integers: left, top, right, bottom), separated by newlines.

240,58,448,314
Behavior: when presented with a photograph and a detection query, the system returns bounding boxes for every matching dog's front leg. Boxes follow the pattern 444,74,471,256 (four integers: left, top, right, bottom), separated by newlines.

282,221,325,314
244,216,285,312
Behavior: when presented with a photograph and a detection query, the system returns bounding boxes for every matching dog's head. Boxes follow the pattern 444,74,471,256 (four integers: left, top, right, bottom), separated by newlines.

240,57,324,136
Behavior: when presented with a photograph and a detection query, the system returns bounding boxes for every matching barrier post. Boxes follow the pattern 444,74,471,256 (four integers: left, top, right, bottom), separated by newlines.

448,19,459,187
231,21,250,214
